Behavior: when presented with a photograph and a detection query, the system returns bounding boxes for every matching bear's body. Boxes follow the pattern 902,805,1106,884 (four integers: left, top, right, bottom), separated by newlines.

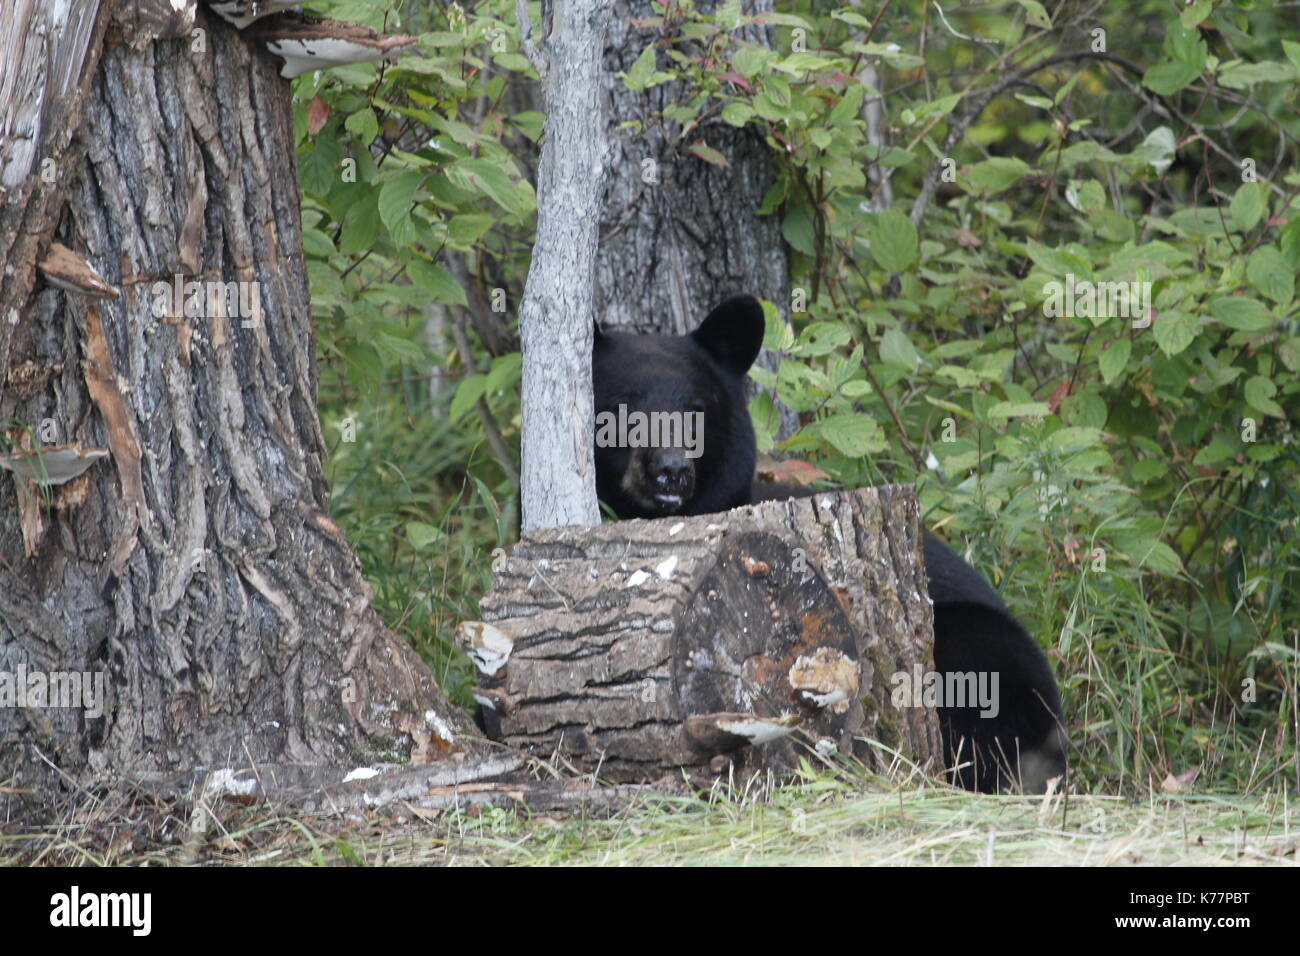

592,295,1066,793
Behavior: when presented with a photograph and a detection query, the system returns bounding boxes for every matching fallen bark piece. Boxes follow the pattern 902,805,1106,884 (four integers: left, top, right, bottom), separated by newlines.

465,485,943,783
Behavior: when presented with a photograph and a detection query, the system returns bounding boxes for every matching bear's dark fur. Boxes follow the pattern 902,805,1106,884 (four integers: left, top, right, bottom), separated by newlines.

593,294,1066,793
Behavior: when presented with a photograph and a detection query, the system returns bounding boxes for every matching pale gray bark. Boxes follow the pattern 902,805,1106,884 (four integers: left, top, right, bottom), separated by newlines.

517,0,608,532
860,63,893,210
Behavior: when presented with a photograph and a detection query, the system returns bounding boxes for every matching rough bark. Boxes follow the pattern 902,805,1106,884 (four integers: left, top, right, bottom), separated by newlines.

0,0,116,377
517,0,608,532
465,486,943,783
597,0,795,436
0,7,481,821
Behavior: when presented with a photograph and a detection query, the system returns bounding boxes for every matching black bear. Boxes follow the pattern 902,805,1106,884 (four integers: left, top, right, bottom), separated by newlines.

592,294,1066,793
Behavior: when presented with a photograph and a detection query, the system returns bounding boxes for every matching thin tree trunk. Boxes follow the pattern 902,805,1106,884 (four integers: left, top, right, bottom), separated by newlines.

517,0,608,532
0,7,480,820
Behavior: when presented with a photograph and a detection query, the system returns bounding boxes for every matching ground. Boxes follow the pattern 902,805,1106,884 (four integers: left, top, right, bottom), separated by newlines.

9,767,1296,866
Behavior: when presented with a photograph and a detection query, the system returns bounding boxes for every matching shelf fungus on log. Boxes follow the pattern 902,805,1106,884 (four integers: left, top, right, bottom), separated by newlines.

459,486,944,783
247,14,418,79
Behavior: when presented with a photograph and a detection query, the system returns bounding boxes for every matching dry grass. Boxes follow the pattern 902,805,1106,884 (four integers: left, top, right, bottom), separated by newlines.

6,769,1297,867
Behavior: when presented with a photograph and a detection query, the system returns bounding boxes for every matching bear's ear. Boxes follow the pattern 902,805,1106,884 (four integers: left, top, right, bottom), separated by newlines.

692,294,765,375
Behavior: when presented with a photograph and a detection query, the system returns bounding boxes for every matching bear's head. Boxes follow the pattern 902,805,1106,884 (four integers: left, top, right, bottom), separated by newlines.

592,294,765,519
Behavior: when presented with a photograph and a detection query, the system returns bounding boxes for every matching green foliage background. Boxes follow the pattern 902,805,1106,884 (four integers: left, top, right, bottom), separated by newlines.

295,0,1298,794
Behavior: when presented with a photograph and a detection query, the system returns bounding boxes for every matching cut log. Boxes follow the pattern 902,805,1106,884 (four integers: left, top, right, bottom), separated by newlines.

462,485,943,783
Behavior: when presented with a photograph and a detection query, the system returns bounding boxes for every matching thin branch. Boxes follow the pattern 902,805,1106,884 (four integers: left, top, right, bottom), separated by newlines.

909,50,1147,230
450,315,521,493
516,0,549,80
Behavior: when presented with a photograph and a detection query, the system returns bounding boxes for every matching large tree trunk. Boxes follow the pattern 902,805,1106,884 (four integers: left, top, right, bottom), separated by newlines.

597,0,795,436
0,5,480,821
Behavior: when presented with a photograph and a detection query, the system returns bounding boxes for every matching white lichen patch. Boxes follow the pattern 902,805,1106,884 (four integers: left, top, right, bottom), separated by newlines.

424,709,454,743
207,768,258,796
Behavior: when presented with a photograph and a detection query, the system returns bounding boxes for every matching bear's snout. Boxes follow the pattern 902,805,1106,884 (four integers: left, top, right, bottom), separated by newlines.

647,447,693,509
619,445,696,515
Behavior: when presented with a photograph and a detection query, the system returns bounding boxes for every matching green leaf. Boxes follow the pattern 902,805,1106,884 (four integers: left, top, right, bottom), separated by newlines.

1280,337,1300,373
1209,296,1271,331
989,401,1051,419
732,46,771,78
1143,61,1200,95
446,158,534,217
791,322,851,357
1152,310,1196,356
406,521,442,552
1284,39,1300,71
378,171,422,245
1229,182,1264,232
450,373,488,422
1217,60,1298,90
828,84,865,125
1015,0,1052,28
1246,246,1295,304
914,92,963,122
344,108,379,145
1280,217,1300,269
1179,0,1213,27
721,102,754,126
302,226,335,258
1099,338,1131,384
776,52,833,74
760,299,793,352
623,44,671,92
447,214,494,247
782,206,816,256
869,208,918,273
1065,179,1106,214
1113,527,1184,575
964,157,1033,194
863,145,916,168
689,141,730,167
1244,375,1284,417
1138,541,1184,576
1129,126,1176,176
935,364,982,387
879,328,920,371
511,111,545,141
1167,24,1208,70
407,260,467,307
816,413,884,456
1193,438,1236,467
1130,459,1168,482
338,196,381,254
485,352,522,394
300,134,343,196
